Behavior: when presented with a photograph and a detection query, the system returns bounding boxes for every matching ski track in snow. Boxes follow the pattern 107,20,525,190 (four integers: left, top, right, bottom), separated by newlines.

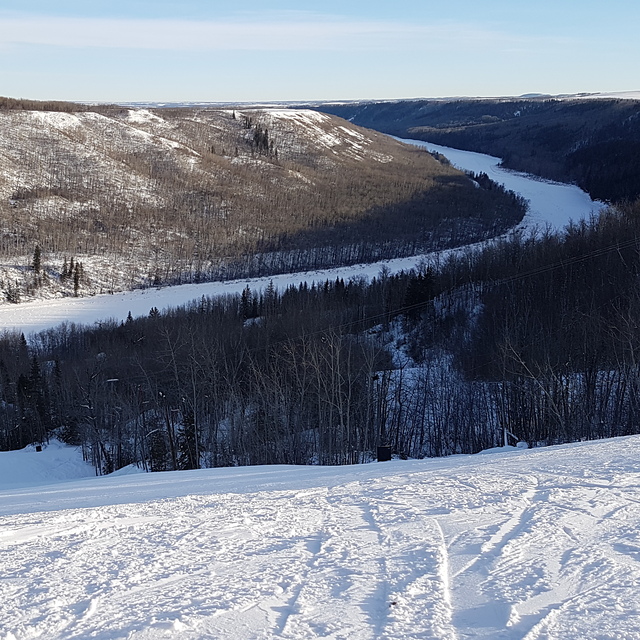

0,140,605,338
2,437,640,639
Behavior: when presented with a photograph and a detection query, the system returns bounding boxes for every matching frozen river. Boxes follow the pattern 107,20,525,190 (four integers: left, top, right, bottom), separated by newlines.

0,141,605,336
400,138,604,233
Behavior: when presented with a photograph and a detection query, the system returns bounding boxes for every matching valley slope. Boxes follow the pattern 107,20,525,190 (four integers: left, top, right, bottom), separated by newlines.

318,96,640,204
0,100,524,303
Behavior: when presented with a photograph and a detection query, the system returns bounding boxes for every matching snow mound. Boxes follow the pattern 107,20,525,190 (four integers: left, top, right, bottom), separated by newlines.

0,440,95,489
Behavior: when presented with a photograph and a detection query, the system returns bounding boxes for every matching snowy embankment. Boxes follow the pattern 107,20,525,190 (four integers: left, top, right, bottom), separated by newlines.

1,436,640,639
0,440,95,489
0,142,604,336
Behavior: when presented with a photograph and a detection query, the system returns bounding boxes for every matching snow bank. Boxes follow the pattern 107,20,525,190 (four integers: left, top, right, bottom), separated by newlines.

0,440,94,489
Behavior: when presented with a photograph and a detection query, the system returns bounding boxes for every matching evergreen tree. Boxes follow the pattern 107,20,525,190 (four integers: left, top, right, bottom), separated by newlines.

18,333,28,361
404,268,435,319
262,280,278,314
241,286,254,320
32,245,42,274
177,409,198,470
5,282,20,304
73,262,81,296
0,359,13,404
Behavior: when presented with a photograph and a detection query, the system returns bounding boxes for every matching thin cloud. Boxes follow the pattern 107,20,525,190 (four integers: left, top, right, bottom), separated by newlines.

0,14,564,52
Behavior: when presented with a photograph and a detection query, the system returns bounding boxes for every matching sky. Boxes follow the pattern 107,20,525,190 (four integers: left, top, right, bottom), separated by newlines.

0,0,638,103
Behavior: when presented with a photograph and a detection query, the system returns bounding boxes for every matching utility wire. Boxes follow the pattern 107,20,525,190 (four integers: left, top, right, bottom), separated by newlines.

248,233,640,349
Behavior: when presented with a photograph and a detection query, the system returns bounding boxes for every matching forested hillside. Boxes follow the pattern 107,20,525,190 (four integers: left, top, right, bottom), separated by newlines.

318,98,640,203
0,99,524,303
3,97,639,473
3,201,640,472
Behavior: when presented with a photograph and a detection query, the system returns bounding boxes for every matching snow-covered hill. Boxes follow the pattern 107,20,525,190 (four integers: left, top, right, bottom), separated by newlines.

0,141,604,336
1,436,639,639
1,103,506,304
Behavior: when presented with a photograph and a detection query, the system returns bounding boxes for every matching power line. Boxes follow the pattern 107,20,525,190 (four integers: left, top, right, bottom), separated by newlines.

236,230,640,363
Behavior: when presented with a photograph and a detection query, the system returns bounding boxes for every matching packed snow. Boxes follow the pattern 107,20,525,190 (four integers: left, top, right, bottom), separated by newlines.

0,142,605,337
1,436,640,639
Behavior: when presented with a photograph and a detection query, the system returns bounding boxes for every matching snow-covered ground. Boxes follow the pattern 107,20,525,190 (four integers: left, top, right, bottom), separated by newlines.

0,142,604,337
0,441,95,490
571,90,640,100
1,436,640,639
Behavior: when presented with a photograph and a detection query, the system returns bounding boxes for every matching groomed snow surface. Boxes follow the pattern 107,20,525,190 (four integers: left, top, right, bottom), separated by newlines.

2,437,640,639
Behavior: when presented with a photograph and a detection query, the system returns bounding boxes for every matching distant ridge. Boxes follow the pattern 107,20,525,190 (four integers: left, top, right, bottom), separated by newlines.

316,95,640,203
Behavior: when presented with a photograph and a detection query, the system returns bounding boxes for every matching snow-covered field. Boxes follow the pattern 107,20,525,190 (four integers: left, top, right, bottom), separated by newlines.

572,90,640,100
2,437,640,639
0,142,604,337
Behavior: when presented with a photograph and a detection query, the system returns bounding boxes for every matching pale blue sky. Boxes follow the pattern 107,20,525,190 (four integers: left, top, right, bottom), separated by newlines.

0,1,637,102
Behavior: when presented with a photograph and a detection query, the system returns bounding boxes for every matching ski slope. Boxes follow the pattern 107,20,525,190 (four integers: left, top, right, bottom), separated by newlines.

2,436,640,639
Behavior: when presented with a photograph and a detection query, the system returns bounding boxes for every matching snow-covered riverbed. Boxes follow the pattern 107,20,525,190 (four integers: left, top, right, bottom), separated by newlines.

2,436,639,639
400,139,605,233
0,142,605,336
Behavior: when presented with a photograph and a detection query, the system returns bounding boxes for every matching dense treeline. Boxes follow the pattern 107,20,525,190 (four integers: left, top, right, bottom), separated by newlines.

452,199,640,443
4,201,640,472
0,276,412,469
318,98,640,203
0,96,122,115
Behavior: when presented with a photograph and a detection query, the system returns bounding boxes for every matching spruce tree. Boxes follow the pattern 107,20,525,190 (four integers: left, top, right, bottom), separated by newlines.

73,262,81,296
177,409,198,470
32,245,42,273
